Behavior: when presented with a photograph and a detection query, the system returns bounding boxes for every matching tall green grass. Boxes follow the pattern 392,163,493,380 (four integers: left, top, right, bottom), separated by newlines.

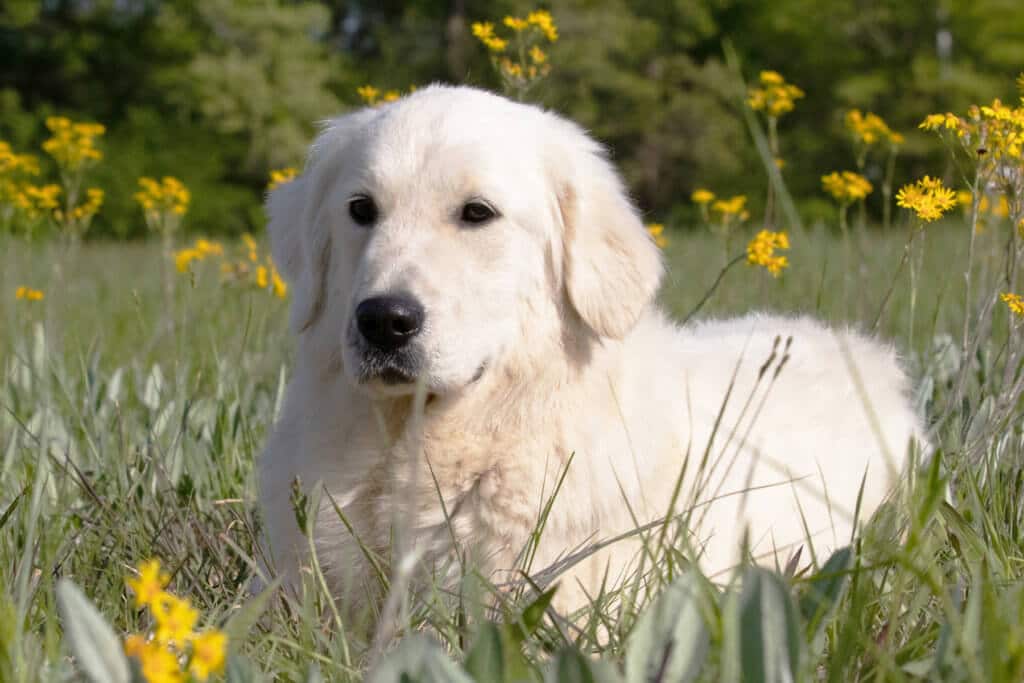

1,218,1022,681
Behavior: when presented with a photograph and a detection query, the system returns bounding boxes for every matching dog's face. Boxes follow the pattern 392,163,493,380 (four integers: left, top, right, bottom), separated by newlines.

267,86,663,398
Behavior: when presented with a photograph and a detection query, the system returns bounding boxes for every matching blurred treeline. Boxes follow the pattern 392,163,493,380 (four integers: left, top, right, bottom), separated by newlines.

2,0,1023,238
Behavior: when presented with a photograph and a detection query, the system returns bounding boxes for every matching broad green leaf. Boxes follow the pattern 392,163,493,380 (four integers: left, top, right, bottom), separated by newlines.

225,651,265,683
223,577,282,644
367,635,474,683
464,622,506,683
799,546,852,655
464,621,535,683
55,579,130,683
625,570,711,683
545,647,623,683
722,567,804,683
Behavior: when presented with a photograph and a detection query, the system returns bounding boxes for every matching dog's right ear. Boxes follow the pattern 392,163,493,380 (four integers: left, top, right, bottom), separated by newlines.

266,174,326,333
267,108,379,333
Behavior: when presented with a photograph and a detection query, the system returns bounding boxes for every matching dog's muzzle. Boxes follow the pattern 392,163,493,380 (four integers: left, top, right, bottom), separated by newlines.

352,294,425,385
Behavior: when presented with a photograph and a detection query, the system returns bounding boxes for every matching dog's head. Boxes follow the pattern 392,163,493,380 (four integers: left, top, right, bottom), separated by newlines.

267,85,662,398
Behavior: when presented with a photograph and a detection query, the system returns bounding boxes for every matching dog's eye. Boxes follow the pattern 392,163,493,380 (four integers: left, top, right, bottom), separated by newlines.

349,196,378,226
460,201,497,225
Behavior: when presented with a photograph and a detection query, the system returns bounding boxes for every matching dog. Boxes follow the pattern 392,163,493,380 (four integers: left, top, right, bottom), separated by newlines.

258,84,924,617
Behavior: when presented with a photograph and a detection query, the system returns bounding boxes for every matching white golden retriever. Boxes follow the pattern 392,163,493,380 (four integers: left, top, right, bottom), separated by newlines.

259,85,923,616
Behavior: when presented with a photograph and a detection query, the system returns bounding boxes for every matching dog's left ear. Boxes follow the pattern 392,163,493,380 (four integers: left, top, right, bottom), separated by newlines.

551,122,664,339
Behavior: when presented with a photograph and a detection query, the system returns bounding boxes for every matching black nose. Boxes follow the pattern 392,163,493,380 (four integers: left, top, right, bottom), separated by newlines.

355,296,425,351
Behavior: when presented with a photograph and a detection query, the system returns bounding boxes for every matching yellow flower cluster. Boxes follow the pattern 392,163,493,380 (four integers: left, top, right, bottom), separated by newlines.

267,167,298,191
0,141,47,224
896,176,958,223
712,195,749,221
920,99,1024,161
473,10,557,95
845,109,903,146
526,10,558,41
746,230,791,276
821,171,873,205
691,188,715,205
219,233,288,298
15,183,62,220
1001,292,1024,317
646,223,668,248
175,238,224,273
41,116,105,171
124,559,227,683
747,71,805,118
471,22,508,52
356,85,402,106
136,177,191,217
56,187,103,223
15,286,44,301
0,141,40,176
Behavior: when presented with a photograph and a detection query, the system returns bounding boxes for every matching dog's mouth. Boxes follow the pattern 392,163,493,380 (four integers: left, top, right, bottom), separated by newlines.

357,350,420,386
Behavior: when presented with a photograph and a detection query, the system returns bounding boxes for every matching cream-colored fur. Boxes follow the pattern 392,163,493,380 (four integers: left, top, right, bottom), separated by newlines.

259,85,923,616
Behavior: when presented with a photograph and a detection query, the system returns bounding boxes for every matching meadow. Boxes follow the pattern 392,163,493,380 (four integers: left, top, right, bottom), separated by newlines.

3,208,1024,682
4,9,1024,683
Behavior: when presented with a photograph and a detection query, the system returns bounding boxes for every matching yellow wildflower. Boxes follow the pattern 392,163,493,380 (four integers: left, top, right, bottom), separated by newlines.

382,90,400,102
646,223,668,248
712,195,748,216
0,141,40,176
15,286,45,301
135,176,190,218
748,71,804,118
271,266,288,298
529,45,547,65
746,230,791,277
42,116,105,171
845,109,900,146
821,171,873,204
267,167,298,191
503,16,528,31
691,188,715,204
189,631,228,681
501,59,523,78
174,248,202,273
126,559,170,610
527,10,558,41
1001,292,1024,317
896,176,957,222
194,238,223,257
17,184,61,219
124,637,183,683
152,593,199,649
357,85,380,105
256,265,269,289
471,22,508,52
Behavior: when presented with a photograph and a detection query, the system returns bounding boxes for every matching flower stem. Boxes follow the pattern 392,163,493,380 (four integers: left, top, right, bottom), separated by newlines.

681,253,746,326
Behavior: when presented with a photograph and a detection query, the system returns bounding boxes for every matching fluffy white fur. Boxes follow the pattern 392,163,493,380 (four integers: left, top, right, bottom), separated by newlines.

259,85,924,615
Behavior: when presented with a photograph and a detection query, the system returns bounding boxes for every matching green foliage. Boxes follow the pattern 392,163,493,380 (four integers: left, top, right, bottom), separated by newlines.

4,1,1024,236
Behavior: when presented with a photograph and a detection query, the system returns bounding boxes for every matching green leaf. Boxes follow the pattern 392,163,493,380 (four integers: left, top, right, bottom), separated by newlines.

515,586,558,643
545,648,623,683
799,546,852,656
722,567,804,683
464,621,535,683
304,662,324,683
223,577,282,644
55,579,130,683
225,651,264,683
464,622,505,683
367,635,475,683
625,570,711,683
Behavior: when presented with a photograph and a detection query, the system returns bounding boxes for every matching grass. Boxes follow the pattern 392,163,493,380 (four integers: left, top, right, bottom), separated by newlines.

1,216,1023,681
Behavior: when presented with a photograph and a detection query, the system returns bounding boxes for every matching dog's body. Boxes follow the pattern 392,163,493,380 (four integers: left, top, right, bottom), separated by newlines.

259,85,923,615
